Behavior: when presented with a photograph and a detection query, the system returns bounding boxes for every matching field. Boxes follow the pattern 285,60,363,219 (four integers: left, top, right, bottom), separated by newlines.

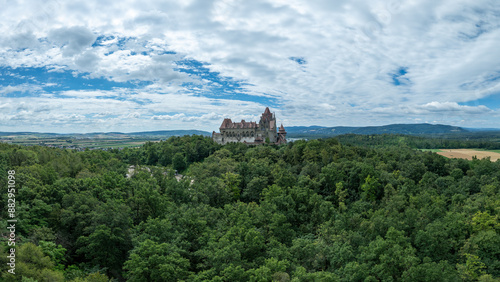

0,130,210,149
436,149,500,161
0,135,155,149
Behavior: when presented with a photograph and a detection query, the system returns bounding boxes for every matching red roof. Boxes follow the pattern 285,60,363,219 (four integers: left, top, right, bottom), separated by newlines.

220,118,257,129
220,118,233,129
219,108,277,131
279,124,286,133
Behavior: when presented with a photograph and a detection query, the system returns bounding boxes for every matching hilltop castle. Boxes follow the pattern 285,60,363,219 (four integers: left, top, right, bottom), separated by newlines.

212,107,287,145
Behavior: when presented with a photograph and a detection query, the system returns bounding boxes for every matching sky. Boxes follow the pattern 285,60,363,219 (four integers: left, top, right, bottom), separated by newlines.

0,0,499,133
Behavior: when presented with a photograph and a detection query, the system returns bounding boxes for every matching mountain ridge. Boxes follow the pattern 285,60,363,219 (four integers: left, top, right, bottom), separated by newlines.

285,123,475,137
2,123,499,138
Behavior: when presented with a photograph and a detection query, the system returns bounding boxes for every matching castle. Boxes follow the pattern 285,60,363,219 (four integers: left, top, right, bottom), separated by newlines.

212,107,287,145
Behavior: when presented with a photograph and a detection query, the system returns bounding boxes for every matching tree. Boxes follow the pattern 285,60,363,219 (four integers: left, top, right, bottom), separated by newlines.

76,201,132,278
361,175,382,202
335,182,348,212
39,241,66,269
5,243,65,281
247,258,290,281
291,266,339,282
172,152,187,172
242,176,268,203
353,227,420,280
457,254,487,281
402,259,459,281
290,235,326,272
222,172,242,200
124,240,191,281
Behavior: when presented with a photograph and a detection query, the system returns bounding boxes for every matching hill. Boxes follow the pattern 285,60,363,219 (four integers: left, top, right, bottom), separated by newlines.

126,130,211,136
0,129,212,138
286,123,469,138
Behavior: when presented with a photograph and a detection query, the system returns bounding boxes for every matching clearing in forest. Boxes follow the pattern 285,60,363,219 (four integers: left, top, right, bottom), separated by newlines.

436,149,500,161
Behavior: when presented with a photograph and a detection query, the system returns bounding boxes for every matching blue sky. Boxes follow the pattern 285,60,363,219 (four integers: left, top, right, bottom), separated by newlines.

0,0,499,133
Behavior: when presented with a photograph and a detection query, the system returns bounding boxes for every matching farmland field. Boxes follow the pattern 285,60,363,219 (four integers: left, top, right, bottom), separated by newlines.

0,136,152,149
436,149,500,161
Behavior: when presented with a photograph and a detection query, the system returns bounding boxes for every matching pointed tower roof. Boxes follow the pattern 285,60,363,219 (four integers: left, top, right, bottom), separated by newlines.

279,123,286,133
261,107,273,122
220,118,233,129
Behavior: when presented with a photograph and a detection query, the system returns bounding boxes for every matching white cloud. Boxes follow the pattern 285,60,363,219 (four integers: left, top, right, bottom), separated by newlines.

0,0,499,132
151,113,186,120
417,101,491,114
48,26,97,57
0,84,43,96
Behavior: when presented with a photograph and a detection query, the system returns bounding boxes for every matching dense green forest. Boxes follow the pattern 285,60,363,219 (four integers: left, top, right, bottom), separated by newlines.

335,134,500,150
0,135,499,281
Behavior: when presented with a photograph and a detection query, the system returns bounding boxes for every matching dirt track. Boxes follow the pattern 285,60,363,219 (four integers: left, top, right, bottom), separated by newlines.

437,149,500,162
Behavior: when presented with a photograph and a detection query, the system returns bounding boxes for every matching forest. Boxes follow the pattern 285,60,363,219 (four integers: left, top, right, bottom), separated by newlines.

0,134,499,281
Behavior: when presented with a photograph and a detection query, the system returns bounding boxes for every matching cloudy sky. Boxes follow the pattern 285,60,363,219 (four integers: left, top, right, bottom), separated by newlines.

1,0,499,133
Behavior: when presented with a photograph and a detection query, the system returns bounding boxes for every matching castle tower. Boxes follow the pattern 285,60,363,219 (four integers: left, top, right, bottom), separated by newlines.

259,107,277,143
277,124,287,144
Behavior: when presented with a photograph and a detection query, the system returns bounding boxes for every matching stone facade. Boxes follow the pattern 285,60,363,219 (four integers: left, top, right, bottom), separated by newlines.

212,107,287,145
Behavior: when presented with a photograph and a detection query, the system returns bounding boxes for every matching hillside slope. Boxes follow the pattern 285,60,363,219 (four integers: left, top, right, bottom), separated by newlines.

286,123,468,137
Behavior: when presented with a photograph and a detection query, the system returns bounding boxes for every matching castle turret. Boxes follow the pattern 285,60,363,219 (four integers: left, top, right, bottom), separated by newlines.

277,123,287,144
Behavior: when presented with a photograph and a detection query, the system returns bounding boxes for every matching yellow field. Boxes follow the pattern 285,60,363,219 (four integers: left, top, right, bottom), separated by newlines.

437,149,500,161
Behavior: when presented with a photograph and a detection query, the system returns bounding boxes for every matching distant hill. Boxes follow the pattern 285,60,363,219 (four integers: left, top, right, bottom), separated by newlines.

0,130,212,138
4,124,498,140
286,123,469,137
0,132,62,137
74,130,211,137
126,130,211,136
463,127,500,132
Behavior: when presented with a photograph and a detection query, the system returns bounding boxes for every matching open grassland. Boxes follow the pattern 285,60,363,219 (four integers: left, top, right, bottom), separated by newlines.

437,149,500,161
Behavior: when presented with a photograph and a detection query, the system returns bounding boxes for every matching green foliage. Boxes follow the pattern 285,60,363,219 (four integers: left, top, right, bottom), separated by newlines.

81,272,110,282
2,134,500,280
335,182,347,212
402,259,459,281
172,152,187,171
4,243,65,281
351,227,420,280
222,172,242,200
75,200,133,278
361,175,382,201
39,240,66,268
458,254,487,281
472,211,500,232
124,239,191,281
247,258,290,281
